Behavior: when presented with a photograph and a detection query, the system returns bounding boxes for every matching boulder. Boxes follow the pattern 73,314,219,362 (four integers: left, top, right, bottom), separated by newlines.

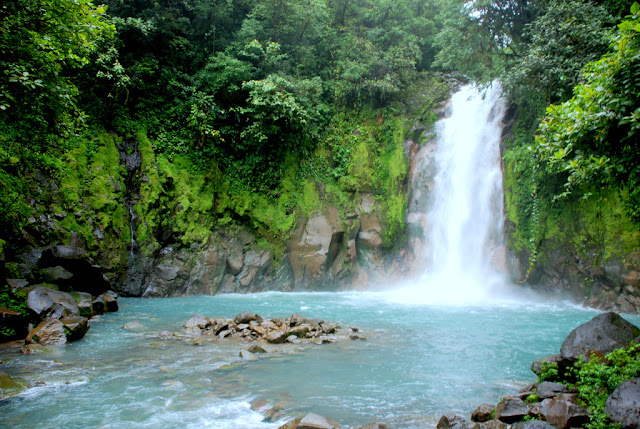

357,424,388,429
26,317,67,346
437,414,471,429
27,286,79,318
560,312,640,362
297,413,342,429
495,397,529,424
267,329,287,344
0,371,30,400
92,296,105,315
605,378,640,428
539,394,588,428
287,325,310,338
235,312,257,324
6,278,28,292
537,382,570,399
103,291,119,312
122,320,144,330
472,403,495,422
72,292,93,318
40,245,111,295
40,266,73,284
60,315,89,341
185,313,209,329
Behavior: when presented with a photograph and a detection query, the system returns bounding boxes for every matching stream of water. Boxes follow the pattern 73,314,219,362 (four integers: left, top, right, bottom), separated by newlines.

2,294,637,429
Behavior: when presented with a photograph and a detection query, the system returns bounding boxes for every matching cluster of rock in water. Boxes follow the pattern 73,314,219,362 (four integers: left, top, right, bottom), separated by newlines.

436,312,640,429
182,311,365,348
0,244,119,354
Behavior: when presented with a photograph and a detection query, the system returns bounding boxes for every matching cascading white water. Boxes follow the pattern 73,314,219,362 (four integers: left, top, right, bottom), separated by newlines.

391,82,508,305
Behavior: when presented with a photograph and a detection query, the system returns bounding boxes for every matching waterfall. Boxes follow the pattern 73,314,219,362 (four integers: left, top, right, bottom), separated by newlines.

392,82,508,305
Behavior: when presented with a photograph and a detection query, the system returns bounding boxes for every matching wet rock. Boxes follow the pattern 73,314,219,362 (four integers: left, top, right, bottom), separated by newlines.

235,312,257,324
26,317,67,346
267,329,287,344
73,292,93,318
539,394,588,428
40,266,73,284
537,381,569,399
560,312,640,362
605,378,640,428
92,296,105,315
0,371,30,399
60,315,89,341
479,421,507,429
102,291,119,312
6,278,28,292
495,397,529,424
287,325,310,338
27,286,79,318
531,354,562,377
40,245,111,295
357,424,388,429
185,313,209,330
297,413,342,429
123,320,144,330
472,403,495,422
437,414,471,428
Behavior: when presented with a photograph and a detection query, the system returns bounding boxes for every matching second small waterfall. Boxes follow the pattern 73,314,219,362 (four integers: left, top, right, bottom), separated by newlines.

392,82,509,305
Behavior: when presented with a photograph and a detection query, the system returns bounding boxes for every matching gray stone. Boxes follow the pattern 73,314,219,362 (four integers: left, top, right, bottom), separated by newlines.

471,403,495,422
605,378,640,428
495,397,529,424
297,413,342,429
537,382,569,399
560,312,640,362
540,394,588,428
531,355,562,377
40,266,73,283
287,325,310,338
185,313,209,329
27,286,79,318
437,414,471,429
235,312,257,324
6,278,28,292
27,317,67,346
246,344,267,354
357,424,388,429
239,350,255,360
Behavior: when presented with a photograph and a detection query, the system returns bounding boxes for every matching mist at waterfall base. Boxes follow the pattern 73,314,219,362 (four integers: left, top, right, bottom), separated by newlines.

389,83,524,306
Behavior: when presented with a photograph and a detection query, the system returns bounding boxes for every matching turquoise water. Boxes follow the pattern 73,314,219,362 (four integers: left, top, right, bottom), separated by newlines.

1,292,638,428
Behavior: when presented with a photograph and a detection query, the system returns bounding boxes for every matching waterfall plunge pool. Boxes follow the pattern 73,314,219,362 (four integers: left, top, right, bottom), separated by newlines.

2,292,637,429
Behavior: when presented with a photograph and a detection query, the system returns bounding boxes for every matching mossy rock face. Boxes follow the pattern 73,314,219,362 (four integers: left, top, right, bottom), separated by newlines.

0,371,30,399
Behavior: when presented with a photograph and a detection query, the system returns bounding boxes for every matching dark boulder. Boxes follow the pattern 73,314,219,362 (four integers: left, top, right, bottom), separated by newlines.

472,403,495,422
537,382,570,399
234,311,257,324
539,394,588,428
436,414,471,429
60,315,89,341
495,397,529,424
605,378,640,429
39,245,111,295
560,312,640,362
73,292,93,318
